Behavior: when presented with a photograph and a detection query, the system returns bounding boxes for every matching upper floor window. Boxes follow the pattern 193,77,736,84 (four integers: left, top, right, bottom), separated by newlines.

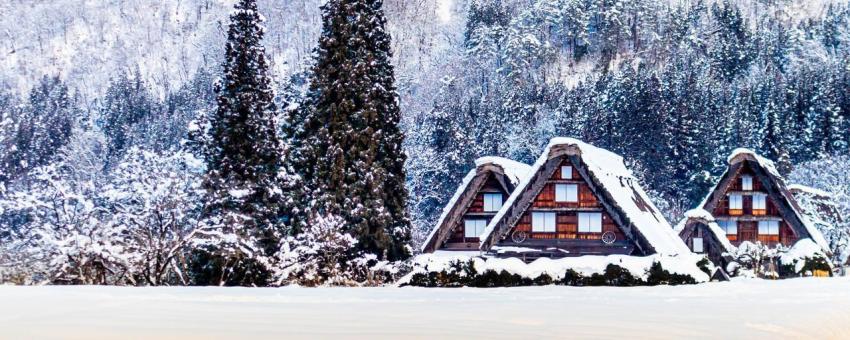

752,194,767,215
578,212,602,233
464,219,487,238
532,212,557,232
555,184,578,203
561,166,573,179
728,194,743,215
483,193,503,212
742,175,753,191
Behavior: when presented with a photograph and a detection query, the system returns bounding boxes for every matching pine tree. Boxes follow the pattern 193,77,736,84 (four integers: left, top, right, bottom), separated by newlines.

101,70,155,165
194,0,295,286
292,0,412,261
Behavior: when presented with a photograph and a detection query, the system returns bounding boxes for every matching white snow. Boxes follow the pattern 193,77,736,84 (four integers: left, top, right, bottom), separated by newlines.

780,239,830,274
1,280,850,339
480,138,690,256
727,148,782,178
420,157,531,253
788,184,833,198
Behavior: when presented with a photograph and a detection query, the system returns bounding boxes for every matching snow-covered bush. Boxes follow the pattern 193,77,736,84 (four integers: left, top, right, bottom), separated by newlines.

778,240,832,278
276,213,359,287
401,254,706,287
726,240,832,279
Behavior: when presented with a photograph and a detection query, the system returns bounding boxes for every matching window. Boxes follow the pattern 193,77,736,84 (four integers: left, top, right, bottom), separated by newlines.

555,184,578,202
483,193,503,212
758,221,779,235
718,220,738,241
578,212,602,233
561,166,573,179
692,237,704,253
464,219,487,238
752,194,767,215
742,175,753,191
718,220,738,235
758,220,780,243
532,212,557,232
729,194,743,215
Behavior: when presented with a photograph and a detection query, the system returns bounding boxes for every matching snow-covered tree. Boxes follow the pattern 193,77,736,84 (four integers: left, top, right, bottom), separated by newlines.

104,148,206,285
292,0,412,261
195,0,297,286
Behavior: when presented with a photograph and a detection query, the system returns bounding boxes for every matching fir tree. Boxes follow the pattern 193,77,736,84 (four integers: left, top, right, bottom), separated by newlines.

195,0,295,286
292,0,412,261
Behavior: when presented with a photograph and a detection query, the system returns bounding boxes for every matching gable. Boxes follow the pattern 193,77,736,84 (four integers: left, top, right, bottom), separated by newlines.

700,150,830,253
420,157,531,253
479,138,688,256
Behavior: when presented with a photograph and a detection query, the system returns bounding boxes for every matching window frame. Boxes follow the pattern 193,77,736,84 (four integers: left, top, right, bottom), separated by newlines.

692,237,704,253
561,166,573,179
718,220,738,236
464,219,487,239
532,212,557,233
554,183,579,203
742,175,753,191
578,212,602,233
729,194,743,215
758,220,780,235
482,193,503,212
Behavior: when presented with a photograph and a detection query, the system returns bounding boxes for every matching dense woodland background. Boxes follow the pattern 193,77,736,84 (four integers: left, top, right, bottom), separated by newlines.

1,0,850,285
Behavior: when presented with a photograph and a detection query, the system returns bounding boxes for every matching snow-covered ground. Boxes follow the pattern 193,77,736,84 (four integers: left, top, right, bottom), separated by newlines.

1,278,849,339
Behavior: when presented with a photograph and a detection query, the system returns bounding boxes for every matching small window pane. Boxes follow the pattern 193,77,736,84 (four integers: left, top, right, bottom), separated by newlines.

753,194,766,210
693,237,704,253
742,176,753,191
719,220,738,235
465,219,486,238
758,221,779,235
555,184,578,202
729,194,743,209
578,212,602,233
561,166,573,179
483,193,503,212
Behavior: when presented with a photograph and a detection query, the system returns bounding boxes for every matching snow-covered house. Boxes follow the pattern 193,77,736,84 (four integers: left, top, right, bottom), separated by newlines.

420,157,531,253
675,209,736,273
694,149,830,254
478,138,690,260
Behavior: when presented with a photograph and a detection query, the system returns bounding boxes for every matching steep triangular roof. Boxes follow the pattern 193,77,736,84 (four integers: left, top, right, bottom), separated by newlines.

699,148,830,253
675,209,736,254
479,138,689,256
420,157,531,253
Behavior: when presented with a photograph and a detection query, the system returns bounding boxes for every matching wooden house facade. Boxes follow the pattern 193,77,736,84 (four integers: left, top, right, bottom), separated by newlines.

478,138,689,260
697,149,830,253
676,209,736,271
420,157,531,253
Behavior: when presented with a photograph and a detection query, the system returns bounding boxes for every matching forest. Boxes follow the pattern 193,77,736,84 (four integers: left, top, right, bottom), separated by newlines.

1,0,849,286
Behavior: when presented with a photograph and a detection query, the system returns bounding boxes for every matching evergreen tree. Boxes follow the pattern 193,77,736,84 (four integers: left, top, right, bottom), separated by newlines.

194,0,295,286
101,71,155,165
292,0,412,261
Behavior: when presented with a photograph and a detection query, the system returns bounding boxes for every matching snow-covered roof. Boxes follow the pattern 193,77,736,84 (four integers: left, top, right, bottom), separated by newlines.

787,184,833,198
420,157,531,253
702,148,831,253
675,209,735,252
480,138,690,256
474,156,531,187
727,148,782,178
